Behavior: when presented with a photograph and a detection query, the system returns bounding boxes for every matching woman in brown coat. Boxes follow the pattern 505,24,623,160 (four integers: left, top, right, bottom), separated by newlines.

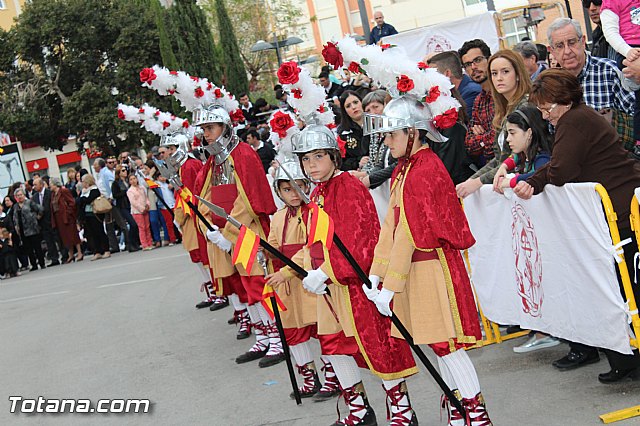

50,177,82,263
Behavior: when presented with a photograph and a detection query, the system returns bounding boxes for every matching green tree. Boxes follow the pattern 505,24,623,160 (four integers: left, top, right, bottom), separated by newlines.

165,0,221,81
200,0,303,91
214,0,249,95
0,0,179,152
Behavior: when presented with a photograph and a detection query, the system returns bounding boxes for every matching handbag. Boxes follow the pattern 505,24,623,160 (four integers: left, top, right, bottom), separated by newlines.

91,195,113,214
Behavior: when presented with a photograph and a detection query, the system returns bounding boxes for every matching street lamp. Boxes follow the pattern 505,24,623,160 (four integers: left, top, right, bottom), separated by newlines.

250,35,304,65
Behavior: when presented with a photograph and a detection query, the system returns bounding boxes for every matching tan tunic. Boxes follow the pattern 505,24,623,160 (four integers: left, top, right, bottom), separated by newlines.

267,208,317,328
370,168,456,345
176,206,199,252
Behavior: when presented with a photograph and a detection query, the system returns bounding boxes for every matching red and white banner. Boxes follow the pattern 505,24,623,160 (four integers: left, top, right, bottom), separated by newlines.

382,12,500,62
464,184,633,354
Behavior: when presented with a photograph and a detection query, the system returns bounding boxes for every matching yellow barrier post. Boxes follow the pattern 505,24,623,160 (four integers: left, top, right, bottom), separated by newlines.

596,186,640,424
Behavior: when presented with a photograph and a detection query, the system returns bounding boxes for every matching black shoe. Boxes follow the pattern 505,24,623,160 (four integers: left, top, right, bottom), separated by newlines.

228,315,239,325
313,387,341,402
259,352,286,368
47,261,61,267
553,350,600,371
598,368,639,384
195,300,214,309
330,406,377,426
128,248,140,253
236,329,251,340
209,297,229,311
30,266,38,272
235,349,267,364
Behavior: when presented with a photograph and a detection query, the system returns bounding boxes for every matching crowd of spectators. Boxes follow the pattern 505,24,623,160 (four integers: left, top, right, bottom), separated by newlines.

0,154,180,278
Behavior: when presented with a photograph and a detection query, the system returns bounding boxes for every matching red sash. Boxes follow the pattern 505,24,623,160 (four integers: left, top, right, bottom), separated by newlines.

209,184,237,228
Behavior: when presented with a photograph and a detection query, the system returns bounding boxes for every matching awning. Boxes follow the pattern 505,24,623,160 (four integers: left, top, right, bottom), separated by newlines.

57,151,82,165
26,158,49,173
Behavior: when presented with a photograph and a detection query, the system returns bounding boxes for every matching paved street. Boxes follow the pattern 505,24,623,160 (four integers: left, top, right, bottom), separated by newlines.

1,246,639,425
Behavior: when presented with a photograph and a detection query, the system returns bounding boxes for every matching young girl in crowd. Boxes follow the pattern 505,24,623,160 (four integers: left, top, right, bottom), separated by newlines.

493,105,553,192
456,49,532,198
126,174,153,251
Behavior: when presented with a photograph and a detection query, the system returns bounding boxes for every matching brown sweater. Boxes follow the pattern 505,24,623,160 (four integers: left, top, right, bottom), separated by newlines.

527,103,640,230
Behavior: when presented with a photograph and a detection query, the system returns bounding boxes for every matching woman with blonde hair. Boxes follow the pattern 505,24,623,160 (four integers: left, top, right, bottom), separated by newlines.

76,174,110,261
456,49,532,198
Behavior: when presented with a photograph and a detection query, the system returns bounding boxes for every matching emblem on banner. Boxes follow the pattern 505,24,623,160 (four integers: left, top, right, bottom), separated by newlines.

511,203,543,317
426,35,452,54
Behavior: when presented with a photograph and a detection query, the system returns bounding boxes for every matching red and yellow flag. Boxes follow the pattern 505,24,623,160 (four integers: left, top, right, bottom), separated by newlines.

307,202,334,250
175,187,193,215
144,177,159,189
261,283,287,320
232,225,260,272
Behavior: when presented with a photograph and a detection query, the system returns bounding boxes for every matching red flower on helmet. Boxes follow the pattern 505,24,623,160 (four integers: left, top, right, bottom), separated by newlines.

154,111,160,116
322,42,343,69
348,61,360,73
318,104,326,113
380,44,391,50
194,87,205,98
269,111,295,138
139,68,157,84
182,120,190,128
117,109,125,120
162,121,170,129
206,82,213,91
169,70,178,75
434,108,458,129
424,86,440,103
397,75,414,93
230,109,245,123
277,61,301,85
138,108,145,114
417,61,428,70
168,89,175,95
292,88,302,99
190,76,199,81
214,88,223,98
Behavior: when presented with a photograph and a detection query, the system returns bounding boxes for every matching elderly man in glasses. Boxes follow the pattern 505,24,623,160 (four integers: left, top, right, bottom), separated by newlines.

547,17,635,149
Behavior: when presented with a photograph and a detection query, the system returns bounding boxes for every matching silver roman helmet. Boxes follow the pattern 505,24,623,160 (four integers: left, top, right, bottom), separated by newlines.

292,123,338,154
363,96,446,143
273,158,309,200
192,104,238,165
159,132,192,168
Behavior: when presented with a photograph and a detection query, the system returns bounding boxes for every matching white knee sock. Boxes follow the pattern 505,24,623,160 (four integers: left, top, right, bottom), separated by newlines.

246,304,261,324
229,293,246,311
290,341,313,366
326,355,361,389
437,356,457,390
440,349,481,399
256,303,275,326
196,262,210,282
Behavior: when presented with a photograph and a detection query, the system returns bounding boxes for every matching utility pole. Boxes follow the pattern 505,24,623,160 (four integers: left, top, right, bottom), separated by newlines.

357,0,371,42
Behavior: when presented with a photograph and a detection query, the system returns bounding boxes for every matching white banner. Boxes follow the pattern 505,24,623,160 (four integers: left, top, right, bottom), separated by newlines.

382,12,501,62
465,184,633,354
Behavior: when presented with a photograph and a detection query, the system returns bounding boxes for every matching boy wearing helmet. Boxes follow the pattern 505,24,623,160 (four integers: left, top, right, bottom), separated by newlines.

364,97,492,426
194,104,284,368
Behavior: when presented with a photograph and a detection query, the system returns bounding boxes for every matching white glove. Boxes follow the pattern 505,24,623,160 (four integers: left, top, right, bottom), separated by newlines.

206,226,232,252
362,275,381,301
302,269,329,295
373,288,395,317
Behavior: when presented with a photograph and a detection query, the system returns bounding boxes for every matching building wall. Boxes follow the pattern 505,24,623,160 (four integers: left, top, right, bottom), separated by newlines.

0,0,25,31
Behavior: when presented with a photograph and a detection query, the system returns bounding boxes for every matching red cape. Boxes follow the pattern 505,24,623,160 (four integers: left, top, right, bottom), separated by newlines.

392,147,481,342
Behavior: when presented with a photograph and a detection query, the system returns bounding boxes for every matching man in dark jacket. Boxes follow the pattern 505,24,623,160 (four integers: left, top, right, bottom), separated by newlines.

319,72,344,104
369,11,398,45
245,128,276,173
32,177,63,266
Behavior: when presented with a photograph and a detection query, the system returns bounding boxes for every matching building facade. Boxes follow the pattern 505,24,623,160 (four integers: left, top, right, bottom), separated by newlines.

0,0,26,31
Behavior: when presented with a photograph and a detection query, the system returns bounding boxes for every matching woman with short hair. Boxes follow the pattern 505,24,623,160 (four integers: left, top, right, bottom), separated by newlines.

515,68,640,383
49,177,82,263
12,188,46,270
